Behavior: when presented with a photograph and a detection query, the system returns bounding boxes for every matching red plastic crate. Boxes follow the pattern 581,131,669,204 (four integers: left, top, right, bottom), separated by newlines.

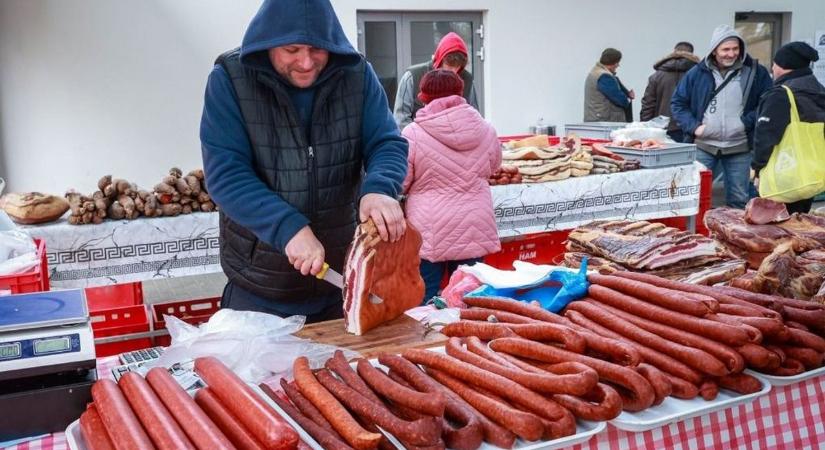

84,282,143,311
90,304,151,357
484,231,570,269
0,238,49,294
151,297,221,346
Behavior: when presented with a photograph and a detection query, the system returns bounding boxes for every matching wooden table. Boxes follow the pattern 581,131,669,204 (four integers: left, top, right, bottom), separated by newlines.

295,314,446,358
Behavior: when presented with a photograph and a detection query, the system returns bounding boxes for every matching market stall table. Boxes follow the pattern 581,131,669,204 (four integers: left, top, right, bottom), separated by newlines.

6,314,824,450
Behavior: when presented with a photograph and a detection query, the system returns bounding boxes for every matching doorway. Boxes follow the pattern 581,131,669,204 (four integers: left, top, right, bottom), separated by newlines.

734,12,790,70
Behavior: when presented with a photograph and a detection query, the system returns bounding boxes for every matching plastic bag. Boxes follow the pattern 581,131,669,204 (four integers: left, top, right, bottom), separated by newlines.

440,268,483,308
759,86,825,203
150,309,359,383
0,229,37,276
467,260,589,313
609,116,673,143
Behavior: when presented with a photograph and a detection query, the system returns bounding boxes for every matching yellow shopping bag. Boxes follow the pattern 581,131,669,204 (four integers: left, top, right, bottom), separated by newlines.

758,85,825,203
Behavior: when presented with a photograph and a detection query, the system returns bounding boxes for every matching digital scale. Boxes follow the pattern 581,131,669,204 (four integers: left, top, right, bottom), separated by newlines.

0,289,97,441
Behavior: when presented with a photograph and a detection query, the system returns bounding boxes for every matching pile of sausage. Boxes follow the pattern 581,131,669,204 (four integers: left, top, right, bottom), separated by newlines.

609,139,665,150
487,165,522,185
79,356,301,450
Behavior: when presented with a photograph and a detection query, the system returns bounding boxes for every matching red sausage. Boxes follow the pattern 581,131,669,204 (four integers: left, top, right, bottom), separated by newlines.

736,344,782,371
551,383,623,421
441,321,517,340
459,308,538,324
79,404,116,450
193,357,298,450
195,388,266,450
636,364,672,406
90,379,155,450
326,351,384,404
281,379,337,433
145,367,235,450
257,384,354,450
699,380,718,401
787,328,825,353
716,373,763,394
356,359,446,416
588,273,718,316
777,346,824,370
661,373,699,400
119,372,195,450
767,358,806,376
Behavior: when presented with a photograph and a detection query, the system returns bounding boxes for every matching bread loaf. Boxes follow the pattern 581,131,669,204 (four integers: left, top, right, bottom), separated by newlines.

2,192,70,224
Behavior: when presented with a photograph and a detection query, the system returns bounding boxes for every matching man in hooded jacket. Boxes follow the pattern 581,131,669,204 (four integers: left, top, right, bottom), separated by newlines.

393,32,479,130
752,42,825,214
641,42,700,142
200,0,409,321
671,25,772,209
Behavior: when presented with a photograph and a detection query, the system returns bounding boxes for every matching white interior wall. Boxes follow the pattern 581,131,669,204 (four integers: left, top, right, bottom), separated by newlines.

1,0,823,194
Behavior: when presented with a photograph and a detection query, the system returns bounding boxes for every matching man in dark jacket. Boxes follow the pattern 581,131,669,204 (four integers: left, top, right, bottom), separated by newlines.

641,42,700,142
584,48,634,122
200,0,409,320
753,42,825,214
671,25,772,209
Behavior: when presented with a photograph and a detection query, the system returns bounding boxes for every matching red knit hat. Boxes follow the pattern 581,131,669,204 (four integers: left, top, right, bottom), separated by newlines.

433,32,469,69
417,69,464,104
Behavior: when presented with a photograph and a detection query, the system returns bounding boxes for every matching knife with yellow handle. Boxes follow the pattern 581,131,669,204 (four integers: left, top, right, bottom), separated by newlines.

316,262,383,304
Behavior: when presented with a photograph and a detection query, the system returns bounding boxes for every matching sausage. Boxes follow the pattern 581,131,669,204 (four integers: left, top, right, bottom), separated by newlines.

783,307,825,330
487,337,656,412
401,348,571,421
615,272,784,319
707,314,764,343
462,295,641,365
440,321,517,340
777,346,824,370
587,273,718,316
505,323,587,353
281,379,337,433
714,313,788,340
765,345,787,365
315,369,442,446
193,357,298,450
567,301,729,377
119,372,195,450
356,359,445,416
90,379,155,450
564,309,704,384
715,285,825,312
258,384,354,450
716,373,763,395
459,308,538,324
551,383,623,421
583,298,745,373
635,364,672,406
195,387,267,450
661,373,699,400
787,328,825,353
766,358,806,376
785,321,810,331
698,380,719,401
145,368,235,450
445,336,597,395
378,355,489,450
424,368,544,442
79,404,116,450
588,284,754,346
326,351,384,404
736,343,782,370
718,303,779,318
292,357,382,450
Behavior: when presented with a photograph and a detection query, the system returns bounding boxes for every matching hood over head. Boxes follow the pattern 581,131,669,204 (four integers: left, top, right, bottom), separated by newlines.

433,32,469,69
706,24,746,64
654,50,700,72
239,0,361,85
415,96,490,152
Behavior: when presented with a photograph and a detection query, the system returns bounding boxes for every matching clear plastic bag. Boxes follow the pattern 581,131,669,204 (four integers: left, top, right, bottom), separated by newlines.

0,229,37,276
610,116,673,143
150,309,359,383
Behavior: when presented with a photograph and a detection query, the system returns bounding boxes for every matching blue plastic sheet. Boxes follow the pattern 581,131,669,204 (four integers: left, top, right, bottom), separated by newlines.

467,259,589,313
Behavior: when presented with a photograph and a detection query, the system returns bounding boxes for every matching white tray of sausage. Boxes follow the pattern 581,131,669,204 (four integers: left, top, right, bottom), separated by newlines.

609,372,772,432
744,366,825,387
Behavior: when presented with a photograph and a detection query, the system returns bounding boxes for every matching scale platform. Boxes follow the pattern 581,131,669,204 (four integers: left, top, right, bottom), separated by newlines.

0,289,88,331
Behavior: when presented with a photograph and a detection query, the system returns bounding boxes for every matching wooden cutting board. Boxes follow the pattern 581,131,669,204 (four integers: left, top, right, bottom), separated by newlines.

295,314,446,358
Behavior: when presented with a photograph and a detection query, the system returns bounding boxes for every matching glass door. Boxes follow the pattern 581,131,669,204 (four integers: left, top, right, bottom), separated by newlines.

735,12,788,70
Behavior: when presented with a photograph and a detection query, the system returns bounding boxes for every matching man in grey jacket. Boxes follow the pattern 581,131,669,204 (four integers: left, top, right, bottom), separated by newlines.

671,25,772,209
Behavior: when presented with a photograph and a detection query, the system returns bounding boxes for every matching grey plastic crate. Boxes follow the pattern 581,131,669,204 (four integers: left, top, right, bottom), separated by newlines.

605,143,697,168
564,122,628,140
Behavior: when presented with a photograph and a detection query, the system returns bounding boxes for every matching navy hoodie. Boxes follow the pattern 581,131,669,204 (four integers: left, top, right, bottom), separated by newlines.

200,0,408,254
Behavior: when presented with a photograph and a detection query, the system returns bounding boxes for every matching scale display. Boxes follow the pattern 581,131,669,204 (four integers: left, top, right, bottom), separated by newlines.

34,337,71,355
0,334,80,361
0,343,20,360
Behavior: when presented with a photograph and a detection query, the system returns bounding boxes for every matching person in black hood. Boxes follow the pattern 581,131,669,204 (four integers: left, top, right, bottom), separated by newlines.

753,41,825,214
641,42,700,142
200,0,409,320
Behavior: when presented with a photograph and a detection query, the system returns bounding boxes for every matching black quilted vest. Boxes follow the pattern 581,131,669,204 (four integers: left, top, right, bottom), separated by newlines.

409,61,474,120
216,49,364,301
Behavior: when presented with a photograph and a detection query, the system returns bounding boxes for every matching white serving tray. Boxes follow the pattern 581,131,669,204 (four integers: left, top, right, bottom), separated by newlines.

65,384,325,450
745,366,825,387
610,372,772,432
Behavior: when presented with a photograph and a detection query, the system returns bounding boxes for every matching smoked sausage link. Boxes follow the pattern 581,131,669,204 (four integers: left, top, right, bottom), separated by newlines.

119,372,195,450
79,404,117,450
195,387,267,450
90,379,155,450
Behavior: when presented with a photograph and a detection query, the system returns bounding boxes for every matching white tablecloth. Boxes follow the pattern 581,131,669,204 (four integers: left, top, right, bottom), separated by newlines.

492,162,701,238
23,213,220,289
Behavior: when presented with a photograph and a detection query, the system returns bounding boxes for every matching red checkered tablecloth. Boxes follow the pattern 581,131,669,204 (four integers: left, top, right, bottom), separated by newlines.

5,364,824,450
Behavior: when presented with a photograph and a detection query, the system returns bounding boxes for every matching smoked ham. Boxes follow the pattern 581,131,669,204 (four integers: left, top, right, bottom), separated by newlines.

343,219,424,335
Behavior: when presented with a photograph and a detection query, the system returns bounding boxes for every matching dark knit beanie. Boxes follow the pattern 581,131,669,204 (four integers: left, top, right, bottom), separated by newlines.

600,48,622,65
417,69,464,104
774,41,819,70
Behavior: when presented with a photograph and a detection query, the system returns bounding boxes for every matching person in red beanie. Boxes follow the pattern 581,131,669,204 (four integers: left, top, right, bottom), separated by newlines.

401,69,501,303
393,32,479,130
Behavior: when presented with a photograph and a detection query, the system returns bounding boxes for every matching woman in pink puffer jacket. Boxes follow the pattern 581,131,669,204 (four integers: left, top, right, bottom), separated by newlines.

401,69,502,303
